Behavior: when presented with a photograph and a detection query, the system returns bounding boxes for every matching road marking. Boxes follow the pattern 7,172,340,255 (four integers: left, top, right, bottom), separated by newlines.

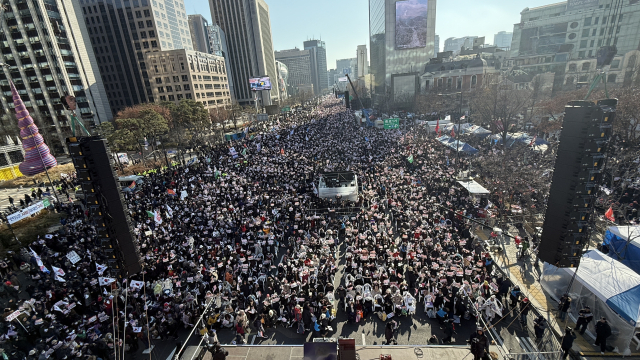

250,335,256,345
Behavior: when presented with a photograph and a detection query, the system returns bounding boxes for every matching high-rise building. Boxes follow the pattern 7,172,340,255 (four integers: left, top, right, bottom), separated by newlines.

274,48,312,94
0,0,112,154
303,39,328,94
336,58,357,78
357,45,369,77
210,0,279,106
493,31,513,50
443,36,479,53
79,0,194,116
369,0,437,96
327,69,338,88
188,14,213,54
511,1,640,60
145,49,231,109
207,24,235,104
208,25,224,57
434,35,440,57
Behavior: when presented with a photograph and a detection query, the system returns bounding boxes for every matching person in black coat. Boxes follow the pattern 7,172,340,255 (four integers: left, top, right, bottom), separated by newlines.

594,317,612,354
575,306,593,334
468,326,490,360
442,316,454,343
558,294,571,321
561,327,576,359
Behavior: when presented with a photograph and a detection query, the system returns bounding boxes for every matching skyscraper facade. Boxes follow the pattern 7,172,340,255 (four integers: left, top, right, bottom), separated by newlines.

368,0,437,96
79,0,194,116
303,39,328,94
188,14,213,54
274,48,312,94
0,0,112,154
434,35,440,56
493,31,512,50
443,36,478,53
356,44,369,77
210,0,279,106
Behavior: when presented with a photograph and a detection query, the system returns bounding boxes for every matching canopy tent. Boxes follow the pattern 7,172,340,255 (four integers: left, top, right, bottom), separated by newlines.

541,249,640,355
603,225,640,275
464,125,492,138
436,136,479,155
490,132,549,146
457,180,490,195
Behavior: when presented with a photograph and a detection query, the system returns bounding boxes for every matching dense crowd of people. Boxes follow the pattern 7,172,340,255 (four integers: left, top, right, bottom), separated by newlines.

0,97,545,360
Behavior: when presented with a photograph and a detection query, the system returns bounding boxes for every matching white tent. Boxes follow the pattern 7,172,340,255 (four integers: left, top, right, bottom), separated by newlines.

457,180,490,195
541,250,640,355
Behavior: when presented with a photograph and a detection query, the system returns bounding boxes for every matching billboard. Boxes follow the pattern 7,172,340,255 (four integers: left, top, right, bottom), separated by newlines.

395,0,428,50
249,77,272,91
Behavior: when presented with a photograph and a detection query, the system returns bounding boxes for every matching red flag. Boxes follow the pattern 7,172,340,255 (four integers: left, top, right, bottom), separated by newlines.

167,189,177,196
280,148,284,155
529,135,537,146
451,126,456,138
605,207,615,222
435,119,440,135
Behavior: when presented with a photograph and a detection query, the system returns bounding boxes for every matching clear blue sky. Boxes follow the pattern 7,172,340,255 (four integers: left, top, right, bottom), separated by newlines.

184,0,557,69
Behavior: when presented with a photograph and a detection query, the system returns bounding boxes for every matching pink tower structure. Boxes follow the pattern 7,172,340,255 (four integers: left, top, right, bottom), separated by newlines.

11,81,57,176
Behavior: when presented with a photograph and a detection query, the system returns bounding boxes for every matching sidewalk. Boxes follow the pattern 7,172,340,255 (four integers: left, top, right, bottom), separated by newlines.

476,225,636,359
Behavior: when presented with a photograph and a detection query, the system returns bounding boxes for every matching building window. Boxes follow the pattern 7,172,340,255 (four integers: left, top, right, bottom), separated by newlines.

184,84,190,90
584,17,592,26
143,42,149,49
471,75,477,86
196,93,200,98
138,21,144,28
177,94,183,100
582,62,590,71
149,30,155,37
182,75,188,81
578,51,586,58
159,96,166,101
168,95,175,101
181,63,185,70
151,41,158,48
457,78,462,89
155,77,162,84
143,9,150,17
146,20,153,27
158,87,164,93
140,31,147,38
166,86,173,92
173,76,180,82
135,11,142,18
582,29,590,37
569,63,577,72
579,75,588,82
175,85,181,91
185,93,192,99
611,60,620,68
566,76,574,85
579,40,588,48
607,74,617,83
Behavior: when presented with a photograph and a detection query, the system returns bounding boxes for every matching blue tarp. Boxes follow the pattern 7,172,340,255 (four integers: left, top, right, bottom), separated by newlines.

437,136,479,155
570,250,640,325
603,226,640,275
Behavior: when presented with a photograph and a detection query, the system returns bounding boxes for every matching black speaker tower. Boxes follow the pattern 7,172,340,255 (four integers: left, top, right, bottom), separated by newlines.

344,91,350,109
67,136,143,276
539,99,616,267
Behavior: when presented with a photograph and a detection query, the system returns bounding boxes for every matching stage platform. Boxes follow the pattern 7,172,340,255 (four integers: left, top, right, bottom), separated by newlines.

214,344,498,360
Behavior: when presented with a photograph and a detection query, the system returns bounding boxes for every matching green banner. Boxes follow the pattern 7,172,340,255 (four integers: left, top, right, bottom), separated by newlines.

43,198,50,207
383,118,400,129
281,106,291,113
